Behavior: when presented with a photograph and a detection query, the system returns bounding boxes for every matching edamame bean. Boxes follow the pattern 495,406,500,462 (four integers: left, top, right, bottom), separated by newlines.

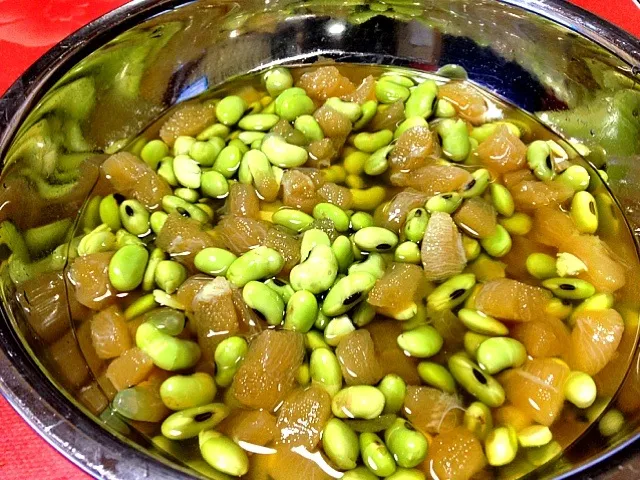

214,336,248,387
145,308,185,336
394,117,428,139
124,294,158,320
518,425,553,448
141,139,169,169
275,89,315,121
213,145,242,178
242,280,285,325
438,119,470,162
385,418,428,468
490,183,515,217
526,440,562,467
476,337,526,374
332,235,355,273
284,289,318,332
464,401,493,440
109,244,149,291
395,241,421,264
173,136,196,156
461,168,491,198
261,134,309,168
381,73,414,87
354,226,398,252
323,418,360,470
527,140,554,181
485,426,518,466
353,100,378,130
564,371,597,408
315,310,330,330
599,409,625,437
397,326,443,358
311,347,342,396
458,308,508,336
525,253,557,280
238,130,266,145
462,236,481,261
344,150,370,175
199,430,249,476
296,363,311,386
326,97,363,122
294,114,324,141
569,292,614,326
405,80,438,118
364,145,393,176
557,164,590,192
360,432,397,477
351,186,386,211
322,164,346,184
378,374,406,414
112,386,168,422
162,402,230,440
448,352,505,407
264,278,295,303
313,202,350,232
77,224,116,256
464,331,491,358
155,260,188,294
426,192,462,214
499,212,532,236
264,67,293,96
173,154,202,189
333,386,386,419
480,224,512,257
162,195,209,223
542,277,596,300
216,95,246,125
136,321,201,370
348,253,386,280
194,248,237,276
404,208,429,243
238,113,280,131
427,273,476,311
352,301,376,327
570,191,598,233
353,130,393,153
226,246,284,287
300,229,331,261
158,157,179,186
197,123,230,141
174,187,199,203
201,170,229,199
323,272,377,316
160,372,217,410
116,229,144,248
417,362,456,393
189,140,220,167
376,79,410,104
435,98,456,118
324,315,356,347
290,245,338,293
100,194,122,231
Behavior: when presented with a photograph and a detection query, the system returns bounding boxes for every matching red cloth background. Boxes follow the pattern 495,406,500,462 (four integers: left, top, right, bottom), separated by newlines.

0,0,637,478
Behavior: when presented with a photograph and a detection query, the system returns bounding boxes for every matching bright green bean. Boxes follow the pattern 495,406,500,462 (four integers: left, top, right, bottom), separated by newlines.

324,315,356,347
384,418,428,468
264,67,293,96
141,139,169,169
264,278,295,303
570,190,598,234
397,325,443,358
542,277,596,300
353,130,393,153
194,247,237,276
438,118,471,162
311,347,342,396
323,272,377,316
476,337,526,374
284,289,318,332
359,432,397,477
199,430,249,476
464,401,493,441
313,202,350,232
458,308,508,336
526,140,554,181
290,244,338,294
242,280,285,326
323,418,360,470
216,95,246,125
448,353,505,407
480,224,512,257
173,154,202,189
162,403,230,440
201,170,229,199
417,362,456,393
427,273,476,311
136,321,201,371
212,145,242,178
160,373,217,411
226,246,284,287
109,244,149,291
485,426,518,466
326,97,363,122
426,192,462,214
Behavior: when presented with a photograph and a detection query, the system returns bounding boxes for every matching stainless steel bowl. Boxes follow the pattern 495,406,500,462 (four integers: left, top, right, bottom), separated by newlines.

0,1,639,478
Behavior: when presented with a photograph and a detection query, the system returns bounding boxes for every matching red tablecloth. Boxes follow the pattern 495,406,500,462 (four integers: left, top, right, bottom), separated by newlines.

0,1,638,479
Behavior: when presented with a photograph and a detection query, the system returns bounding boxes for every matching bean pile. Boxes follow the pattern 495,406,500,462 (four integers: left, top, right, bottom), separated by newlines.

20,65,635,479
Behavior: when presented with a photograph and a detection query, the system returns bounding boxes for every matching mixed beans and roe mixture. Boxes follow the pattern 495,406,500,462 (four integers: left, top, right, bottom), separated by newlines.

9,65,640,479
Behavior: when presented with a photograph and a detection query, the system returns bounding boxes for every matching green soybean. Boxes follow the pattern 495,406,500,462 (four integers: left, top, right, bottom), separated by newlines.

458,308,508,336
464,401,493,440
216,95,246,125
490,183,515,217
435,98,456,118
313,202,350,232
526,140,554,181
100,194,122,231
150,211,168,234
384,418,428,468
194,248,237,276
162,195,209,223
376,79,410,104
238,131,266,145
112,386,168,423
417,362,456,393
352,301,376,328
159,373,216,410
141,139,169,169
476,337,526,374
77,224,116,256
212,145,242,178
542,277,596,300
405,80,438,118
438,119,471,162
226,246,284,287
242,280,285,326
378,374,406,414
332,235,355,273
197,123,230,141
462,236,481,261
481,224,512,257
199,430,249,476
290,244,338,294
124,294,158,320
557,164,590,192
394,116,429,139
333,386,386,419
518,425,553,448
525,253,557,280
348,252,386,280
570,191,598,234
324,315,356,347
173,136,196,156
360,432,397,477
397,326,443,358
427,273,476,311
174,187,199,203
326,97,363,122
353,100,378,130
275,89,315,121
485,426,518,466
145,308,185,336
403,208,429,243
323,272,377,316
272,208,315,232
426,192,462,214
448,353,505,407
284,289,318,332
214,336,248,387
173,154,202,189
264,278,295,303
395,241,421,264
499,212,532,236
189,140,220,167
364,144,393,176
311,347,343,396
323,418,360,470
464,331,491,358
264,67,293,96
201,170,229,199
161,403,230,440
109,244,149,291
599,409,625,437
353,130,393,153
354,226,398,252
294,114,324,141
461,168,491,198
136,321,201,371
115,229,144,248
238,113,280,131
342,467,378,480
154,260,187,294
157,156,179,186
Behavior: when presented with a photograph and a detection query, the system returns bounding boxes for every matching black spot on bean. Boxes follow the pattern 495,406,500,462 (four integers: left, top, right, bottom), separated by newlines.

473,369,488,385
125,205,134,217
464,179,476,191
431,96,438,111
272,278,286,287
194,412,213,422
589,201,596,216
414,210,423,218
545,155,553,171
449,288,466,300
343,292,361,306
559,283,576,291
442,194,452,200
377,243,392,250
177,207,190,218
